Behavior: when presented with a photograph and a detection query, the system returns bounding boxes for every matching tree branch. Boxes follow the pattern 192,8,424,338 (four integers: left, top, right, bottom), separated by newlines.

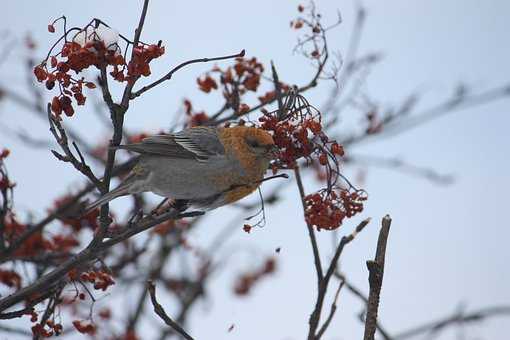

308,217,371,339
130,50,245,99
47,104,102,189
334,271,393,340
363,214,391,340
0,208,203,313
294,165,323,283
147,281,195,340
394,305,510,339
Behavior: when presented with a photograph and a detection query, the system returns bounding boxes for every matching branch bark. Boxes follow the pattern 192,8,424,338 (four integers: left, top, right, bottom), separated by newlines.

131,50,245,99
147,281,195,340
363,214,391,340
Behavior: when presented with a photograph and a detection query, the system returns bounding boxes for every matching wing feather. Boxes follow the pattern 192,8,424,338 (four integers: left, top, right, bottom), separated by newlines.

116,127,224,161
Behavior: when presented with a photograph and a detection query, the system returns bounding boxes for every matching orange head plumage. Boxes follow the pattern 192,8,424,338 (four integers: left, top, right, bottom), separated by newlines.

216,126,276,203
218,126,275,162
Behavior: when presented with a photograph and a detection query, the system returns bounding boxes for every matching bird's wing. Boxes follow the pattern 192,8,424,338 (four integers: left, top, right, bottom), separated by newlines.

116,127,225,161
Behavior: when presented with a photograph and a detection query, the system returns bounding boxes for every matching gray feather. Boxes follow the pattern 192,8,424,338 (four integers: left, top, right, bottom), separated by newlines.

115,127,224,161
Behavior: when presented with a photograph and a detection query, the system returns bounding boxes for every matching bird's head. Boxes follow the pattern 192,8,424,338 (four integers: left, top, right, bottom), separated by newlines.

242,127,278,159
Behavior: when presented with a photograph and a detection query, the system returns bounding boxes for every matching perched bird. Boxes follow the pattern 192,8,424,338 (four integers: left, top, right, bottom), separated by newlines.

86,126,277,211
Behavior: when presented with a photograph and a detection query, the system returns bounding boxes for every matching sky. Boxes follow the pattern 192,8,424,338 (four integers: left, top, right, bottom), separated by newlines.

1,1,510,339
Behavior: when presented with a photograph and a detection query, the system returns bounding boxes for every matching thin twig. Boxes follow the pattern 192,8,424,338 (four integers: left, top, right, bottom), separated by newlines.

342,85,510,147
121,0,151,108
345,154,454,185
33,287,63,340
47,104,103,189
127,235,176,331
294,165,323,283
147,281,195,340
308,218,371,339
316,280,344,339
131,50,245,99
394,305,510,339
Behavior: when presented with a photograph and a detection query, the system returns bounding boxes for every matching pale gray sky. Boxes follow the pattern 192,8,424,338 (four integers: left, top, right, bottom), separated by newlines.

1,1,510,339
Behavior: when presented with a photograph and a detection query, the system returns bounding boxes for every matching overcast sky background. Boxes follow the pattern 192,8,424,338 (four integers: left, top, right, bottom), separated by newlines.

1,1,510,339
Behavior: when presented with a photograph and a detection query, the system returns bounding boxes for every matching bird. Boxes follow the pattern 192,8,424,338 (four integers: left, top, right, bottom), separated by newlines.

86,125,278,212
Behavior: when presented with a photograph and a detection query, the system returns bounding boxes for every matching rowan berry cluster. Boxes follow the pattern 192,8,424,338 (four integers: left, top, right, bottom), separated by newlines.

31,320,63,338
304,189,366,230
289,3,328,60
234,257,276,295
259,93,343,169
34,18,165,117
0,269,21,289
72,320,96,335
113,43,165,83
259,91,364,230
53,195,100,231
197,56,271,114
78,270,115,291
0,195,93,258
183,99,209,127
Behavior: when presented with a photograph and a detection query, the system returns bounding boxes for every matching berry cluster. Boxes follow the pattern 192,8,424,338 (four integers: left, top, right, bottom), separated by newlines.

0,269,21,289
234,257,276,295
289,3,328,60
52,195,100,231
2,203,87,258
259,91,363,230
259,94,343,169
183,99,209,127
304,189,366,230
199,56,266,114
34,19,165,117
78,270,115,291
113,43,165,83
31,320,63,338
34,38,117,117
72,320,96,335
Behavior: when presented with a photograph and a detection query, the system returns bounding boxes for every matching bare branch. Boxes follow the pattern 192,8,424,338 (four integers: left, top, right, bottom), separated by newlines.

309,217,371,339
335,271,393,340
394,305,510,339
47,104,103,189
130,50,245,99
345,154,454,185
316,280,344,339
342,85,510,147
363,215,392,340
147,281,195,340
294,165,323,283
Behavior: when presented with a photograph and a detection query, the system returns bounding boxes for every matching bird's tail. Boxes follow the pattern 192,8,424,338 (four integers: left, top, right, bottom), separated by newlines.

84,180,132,213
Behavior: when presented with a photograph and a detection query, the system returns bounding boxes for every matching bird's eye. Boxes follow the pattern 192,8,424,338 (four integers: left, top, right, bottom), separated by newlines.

246,138,260,148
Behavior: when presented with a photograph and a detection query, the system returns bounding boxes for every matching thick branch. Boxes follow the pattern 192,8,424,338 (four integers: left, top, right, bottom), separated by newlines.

363,215,392,340
335,272,393,340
